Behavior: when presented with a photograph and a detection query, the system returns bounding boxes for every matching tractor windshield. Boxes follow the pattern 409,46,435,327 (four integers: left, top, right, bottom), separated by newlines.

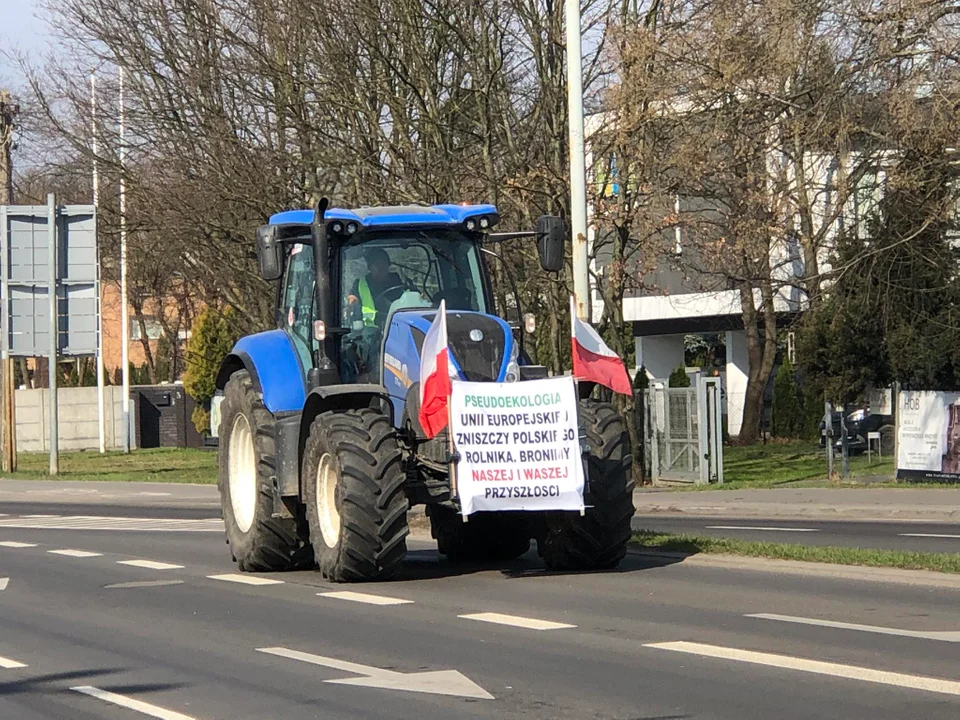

339,230,488,327
337,229,489,384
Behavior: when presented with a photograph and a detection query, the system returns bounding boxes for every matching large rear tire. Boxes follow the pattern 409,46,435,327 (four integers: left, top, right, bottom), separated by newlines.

540,399,635,571
218,371,312,572
428,507,530,563
302,408,409,581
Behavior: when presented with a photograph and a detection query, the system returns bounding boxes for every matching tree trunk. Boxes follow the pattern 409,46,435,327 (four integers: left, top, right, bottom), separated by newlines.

132,302,157,384
18,358,31,389
738,277,780,443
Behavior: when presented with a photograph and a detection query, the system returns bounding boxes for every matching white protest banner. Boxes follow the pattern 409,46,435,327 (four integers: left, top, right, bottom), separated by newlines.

897,390,960,482
450,375,585,516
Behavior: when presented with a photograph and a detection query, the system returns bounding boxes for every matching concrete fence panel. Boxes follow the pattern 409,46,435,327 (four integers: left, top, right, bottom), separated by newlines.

14,386,129,452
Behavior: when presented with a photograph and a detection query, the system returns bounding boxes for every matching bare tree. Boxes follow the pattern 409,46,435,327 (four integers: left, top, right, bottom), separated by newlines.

606,0,960,441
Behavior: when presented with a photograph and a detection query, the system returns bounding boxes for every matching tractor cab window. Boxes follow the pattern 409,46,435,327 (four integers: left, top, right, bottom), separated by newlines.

281,242,315,371
338,230,488,383
340,231,487,326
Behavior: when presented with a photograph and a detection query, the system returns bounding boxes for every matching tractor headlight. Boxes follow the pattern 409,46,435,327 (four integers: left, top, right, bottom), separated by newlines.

465,218,477,231
331,221,344,234
346,222,358,235
504,341,520,383
479,216,490,229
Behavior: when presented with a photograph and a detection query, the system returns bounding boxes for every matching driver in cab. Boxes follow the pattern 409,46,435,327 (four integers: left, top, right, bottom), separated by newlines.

346,247,404,327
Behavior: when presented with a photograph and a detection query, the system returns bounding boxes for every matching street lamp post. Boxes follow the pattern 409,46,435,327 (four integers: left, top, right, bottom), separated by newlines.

565,0,590,322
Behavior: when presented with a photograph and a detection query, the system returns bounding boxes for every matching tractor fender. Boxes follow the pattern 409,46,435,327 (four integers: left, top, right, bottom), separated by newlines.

297,385,396,499
298,384,395,443
215,330,307,415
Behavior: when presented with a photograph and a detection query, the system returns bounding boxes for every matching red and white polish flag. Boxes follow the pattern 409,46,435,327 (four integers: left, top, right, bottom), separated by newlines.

419,300,454,438
570,296,633,396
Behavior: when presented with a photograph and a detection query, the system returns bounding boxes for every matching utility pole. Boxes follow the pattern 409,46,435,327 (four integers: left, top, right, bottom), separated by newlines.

92,72,106,454
0,90,14,202
564,0,590,322
119,68,131,453
0,90,18,473
47,193,58,475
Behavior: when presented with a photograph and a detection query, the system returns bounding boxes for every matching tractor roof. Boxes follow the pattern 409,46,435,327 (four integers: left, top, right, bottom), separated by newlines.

268,203,499,229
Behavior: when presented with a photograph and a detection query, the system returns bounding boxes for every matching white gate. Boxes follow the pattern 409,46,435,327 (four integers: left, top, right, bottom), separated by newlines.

645,375,723,485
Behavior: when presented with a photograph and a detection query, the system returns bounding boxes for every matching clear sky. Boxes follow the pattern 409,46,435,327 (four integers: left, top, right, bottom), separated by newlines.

0,0,51,88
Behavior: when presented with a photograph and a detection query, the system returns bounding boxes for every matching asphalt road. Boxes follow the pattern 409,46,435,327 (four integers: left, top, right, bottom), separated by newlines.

633,516,960,553
2,509,960,718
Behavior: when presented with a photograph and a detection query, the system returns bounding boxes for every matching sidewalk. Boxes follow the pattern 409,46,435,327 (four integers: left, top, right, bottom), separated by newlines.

633,487,960,523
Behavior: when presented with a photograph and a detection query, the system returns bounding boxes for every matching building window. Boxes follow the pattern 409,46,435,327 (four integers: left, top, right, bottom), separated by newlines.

130,315,164,341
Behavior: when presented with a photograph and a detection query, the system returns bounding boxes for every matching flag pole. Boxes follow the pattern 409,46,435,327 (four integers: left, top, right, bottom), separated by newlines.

447,380,459,517
569,294,578,382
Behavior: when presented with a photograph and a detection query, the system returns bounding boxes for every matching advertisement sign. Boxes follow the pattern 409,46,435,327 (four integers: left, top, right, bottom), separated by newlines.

450,376,585,516
897,390,960,483
867,387,893,416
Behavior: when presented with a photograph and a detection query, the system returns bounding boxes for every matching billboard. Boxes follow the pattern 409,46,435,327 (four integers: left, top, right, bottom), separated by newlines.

0,203,98,357
896,390,960,483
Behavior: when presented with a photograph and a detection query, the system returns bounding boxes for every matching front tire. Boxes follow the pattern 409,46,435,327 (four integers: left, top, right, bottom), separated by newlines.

302,408,409,581
218,371,311,571
540,399,635,571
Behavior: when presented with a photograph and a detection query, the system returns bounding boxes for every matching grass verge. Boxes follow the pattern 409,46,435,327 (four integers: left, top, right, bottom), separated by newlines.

631,530,960,574
5,448,218,484
714,442,896,488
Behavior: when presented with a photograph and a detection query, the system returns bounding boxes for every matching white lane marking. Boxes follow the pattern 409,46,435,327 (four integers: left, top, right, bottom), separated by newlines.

139,492,172,496
319,591,413,606
71,686,199,719
645,641,960,696
706,525,819,532
47,549,102,558
0,578,7,591
899,533,960,539
0,516,223,532
458,612,576,630
0,541,37,548
257,647,494,700
105,580,185,589
0,655,26,669
207,573,283,586
118,560,185,570
748,613,960,642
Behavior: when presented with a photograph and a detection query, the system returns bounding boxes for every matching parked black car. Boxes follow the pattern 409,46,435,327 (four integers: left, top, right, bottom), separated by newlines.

819,407,895,455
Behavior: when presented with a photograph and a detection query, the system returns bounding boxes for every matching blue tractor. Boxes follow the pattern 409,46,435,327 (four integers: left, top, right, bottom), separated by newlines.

214,199,634,581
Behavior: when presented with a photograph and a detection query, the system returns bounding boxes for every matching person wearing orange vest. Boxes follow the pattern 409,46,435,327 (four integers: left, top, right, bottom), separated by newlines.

346,247,404,327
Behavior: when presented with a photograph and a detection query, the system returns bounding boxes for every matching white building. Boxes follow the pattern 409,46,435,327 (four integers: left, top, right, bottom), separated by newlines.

584,113,880,436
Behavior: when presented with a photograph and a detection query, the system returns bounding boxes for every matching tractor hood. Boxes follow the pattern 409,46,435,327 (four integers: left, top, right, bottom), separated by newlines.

391,309,514,382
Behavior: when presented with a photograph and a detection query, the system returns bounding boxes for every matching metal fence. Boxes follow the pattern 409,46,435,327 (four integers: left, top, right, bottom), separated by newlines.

646,387,699,482
645,377,723,485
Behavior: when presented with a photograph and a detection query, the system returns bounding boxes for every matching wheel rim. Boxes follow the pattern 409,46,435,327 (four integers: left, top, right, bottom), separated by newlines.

228,413,257,534
316,453,341,549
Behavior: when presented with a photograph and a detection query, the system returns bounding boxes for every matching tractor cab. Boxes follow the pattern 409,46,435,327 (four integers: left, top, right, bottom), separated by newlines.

259,204,562,420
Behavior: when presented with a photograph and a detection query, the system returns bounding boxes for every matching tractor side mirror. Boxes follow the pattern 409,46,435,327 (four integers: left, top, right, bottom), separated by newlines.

256,225,282,281
535,215,565,273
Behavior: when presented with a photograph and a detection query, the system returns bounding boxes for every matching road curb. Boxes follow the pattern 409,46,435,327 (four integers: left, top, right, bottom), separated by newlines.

629,547,960,589
633,505,960,524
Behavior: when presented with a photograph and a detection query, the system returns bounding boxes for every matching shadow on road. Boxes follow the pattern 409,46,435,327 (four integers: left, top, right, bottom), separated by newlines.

0,666,189,697
393,545,689,582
